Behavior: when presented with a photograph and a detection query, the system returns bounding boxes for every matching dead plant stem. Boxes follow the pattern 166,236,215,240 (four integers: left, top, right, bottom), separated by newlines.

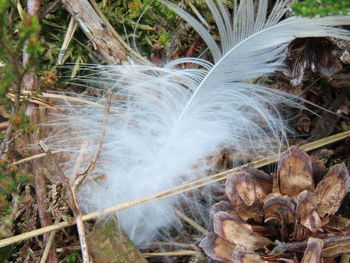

274,235,350,252
74,90,112,189
39,141,90,263
0,130,349,248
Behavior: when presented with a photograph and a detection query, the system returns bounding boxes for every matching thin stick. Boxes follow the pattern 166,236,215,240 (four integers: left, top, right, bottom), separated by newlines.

8,91,123,115
0,124,13,157
74,90,112,188
24,0,58,259
62,0,128,64
1,130,349,248
40,219,60,263
143,250,199,257
6,93,60,112
70,141,88,184
0,121,9,130
174,208,208,235
9,91,104,109
12,151,61,166
274,234,350,253
187,1,209,28
57,16,78,66
42,0,61,18
55,246,199,257
39,141,90,263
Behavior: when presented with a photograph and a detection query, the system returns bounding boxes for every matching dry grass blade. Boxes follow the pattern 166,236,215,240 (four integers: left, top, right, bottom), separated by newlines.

12,151,61,165
26,92,105,108
57,16,78,66
39,141,90,263
62,0,128,64
6,93,60,112
39,219,60,263
74,90,112,188
142,250,199,257
174,208,208,235
0,130,349,248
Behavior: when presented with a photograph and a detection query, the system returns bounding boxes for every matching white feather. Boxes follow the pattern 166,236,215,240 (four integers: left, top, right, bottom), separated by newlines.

45,0,350,244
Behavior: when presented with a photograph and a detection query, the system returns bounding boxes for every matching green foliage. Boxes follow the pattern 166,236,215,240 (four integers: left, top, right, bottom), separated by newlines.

0,0,43,99
9,112,37,133
99,0,211,57
291,0,350,17
40,6,92,71
100,0,179,55
60,252,80,263
0,158,31,238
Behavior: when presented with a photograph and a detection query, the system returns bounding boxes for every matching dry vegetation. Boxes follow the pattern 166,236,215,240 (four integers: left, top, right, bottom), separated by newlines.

0,0,349,262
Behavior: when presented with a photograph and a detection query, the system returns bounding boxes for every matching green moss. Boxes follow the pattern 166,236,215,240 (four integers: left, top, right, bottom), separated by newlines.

291,0,350,17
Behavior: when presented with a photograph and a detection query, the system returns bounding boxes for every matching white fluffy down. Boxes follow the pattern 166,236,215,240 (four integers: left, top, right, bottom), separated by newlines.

45,0,350,244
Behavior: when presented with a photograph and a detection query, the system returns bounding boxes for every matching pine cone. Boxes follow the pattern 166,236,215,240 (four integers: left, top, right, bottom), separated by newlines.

200,146,350,262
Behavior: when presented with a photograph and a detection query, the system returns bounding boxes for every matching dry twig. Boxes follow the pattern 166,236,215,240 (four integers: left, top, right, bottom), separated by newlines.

39,141,90,263
274,235,350,253
174,208,208,235
0,130,349,248
73,90,112,189
57,16,78,66
61,0,129,64
24,1,59,261
39,219,60,263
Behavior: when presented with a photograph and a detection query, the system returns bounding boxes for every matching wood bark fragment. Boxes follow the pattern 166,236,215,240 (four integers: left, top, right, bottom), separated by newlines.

61,0,129,64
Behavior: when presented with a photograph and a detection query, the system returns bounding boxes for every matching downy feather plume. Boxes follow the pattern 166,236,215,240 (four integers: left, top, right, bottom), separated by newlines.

45,0,350,244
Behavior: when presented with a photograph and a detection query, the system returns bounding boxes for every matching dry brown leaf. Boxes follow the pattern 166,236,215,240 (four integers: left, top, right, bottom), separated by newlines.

213,211,271,251
313,163,350,218
232,251,268,263
263,193,295,226
295,190,322,233
276,146,314,197
301,237,323,263
199,232,236,262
